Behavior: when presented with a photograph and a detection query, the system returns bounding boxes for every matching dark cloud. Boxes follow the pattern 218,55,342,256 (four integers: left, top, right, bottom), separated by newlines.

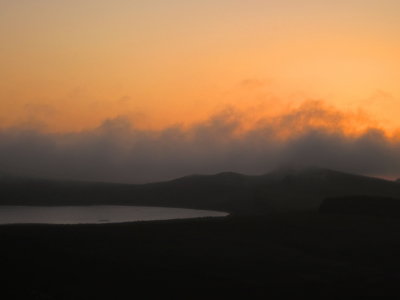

0,101,399,183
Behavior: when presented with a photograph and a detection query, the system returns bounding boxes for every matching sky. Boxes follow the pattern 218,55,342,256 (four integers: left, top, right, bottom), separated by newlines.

1,0,400,182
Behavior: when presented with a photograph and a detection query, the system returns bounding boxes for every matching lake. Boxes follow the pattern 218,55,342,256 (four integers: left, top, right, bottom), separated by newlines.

0,205,229,225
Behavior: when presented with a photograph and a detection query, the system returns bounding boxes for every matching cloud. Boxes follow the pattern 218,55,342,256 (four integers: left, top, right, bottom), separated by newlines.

239,79,268,89
0,101,399,183
24,103,57,116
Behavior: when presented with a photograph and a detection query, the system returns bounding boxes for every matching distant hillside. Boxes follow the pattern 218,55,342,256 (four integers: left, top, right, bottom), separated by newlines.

1,168,400,214
127,168,400,214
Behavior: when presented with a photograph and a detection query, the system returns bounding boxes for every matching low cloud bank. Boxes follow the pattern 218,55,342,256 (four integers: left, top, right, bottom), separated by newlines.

0,101,399,183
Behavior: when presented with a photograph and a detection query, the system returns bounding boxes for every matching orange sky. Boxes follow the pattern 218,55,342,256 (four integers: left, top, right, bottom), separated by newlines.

1,0,400,135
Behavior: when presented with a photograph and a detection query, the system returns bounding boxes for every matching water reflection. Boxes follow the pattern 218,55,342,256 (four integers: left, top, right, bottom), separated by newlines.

0,205,229,225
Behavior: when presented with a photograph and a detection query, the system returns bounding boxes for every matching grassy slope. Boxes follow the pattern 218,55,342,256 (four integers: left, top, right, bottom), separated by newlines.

1,213,400,299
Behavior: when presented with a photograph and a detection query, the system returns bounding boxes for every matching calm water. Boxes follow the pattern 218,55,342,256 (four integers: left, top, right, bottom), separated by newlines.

0,205,229,225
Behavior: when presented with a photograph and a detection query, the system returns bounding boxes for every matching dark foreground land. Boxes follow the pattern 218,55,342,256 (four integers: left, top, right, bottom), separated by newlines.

2,213,400,299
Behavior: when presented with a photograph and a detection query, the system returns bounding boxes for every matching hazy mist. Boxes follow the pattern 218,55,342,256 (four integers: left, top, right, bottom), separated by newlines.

1,100,399,183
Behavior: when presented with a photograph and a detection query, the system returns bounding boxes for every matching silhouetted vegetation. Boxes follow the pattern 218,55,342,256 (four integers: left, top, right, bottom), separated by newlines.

2,214,400,299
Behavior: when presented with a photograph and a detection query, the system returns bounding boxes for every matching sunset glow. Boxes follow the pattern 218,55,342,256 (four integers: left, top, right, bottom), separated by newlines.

1,1,400,182
1,0,400,134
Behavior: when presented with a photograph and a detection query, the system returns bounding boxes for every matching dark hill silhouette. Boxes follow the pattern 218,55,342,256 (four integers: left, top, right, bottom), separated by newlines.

1,167,400,214
320,195,400,217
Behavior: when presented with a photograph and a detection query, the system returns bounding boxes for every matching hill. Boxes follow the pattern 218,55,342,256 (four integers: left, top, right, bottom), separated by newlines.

1,167,400,214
